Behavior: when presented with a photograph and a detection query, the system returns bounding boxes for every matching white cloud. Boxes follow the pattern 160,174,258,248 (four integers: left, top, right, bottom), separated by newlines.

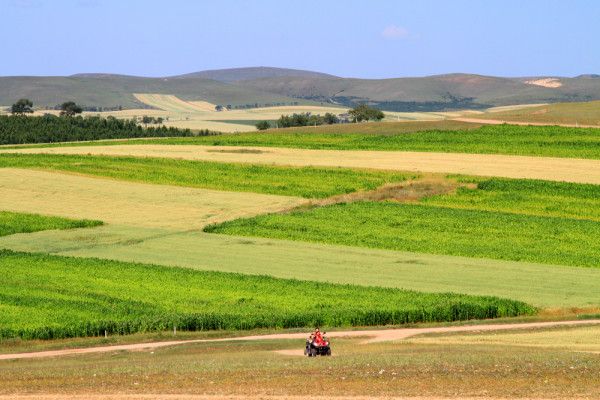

381,25,409,39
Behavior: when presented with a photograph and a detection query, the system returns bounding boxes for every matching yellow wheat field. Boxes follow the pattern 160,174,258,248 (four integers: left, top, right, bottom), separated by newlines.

5,144,600,184
0,168,304,230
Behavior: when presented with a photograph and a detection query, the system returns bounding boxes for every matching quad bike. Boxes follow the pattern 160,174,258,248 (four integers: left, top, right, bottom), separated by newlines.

304,339,331,357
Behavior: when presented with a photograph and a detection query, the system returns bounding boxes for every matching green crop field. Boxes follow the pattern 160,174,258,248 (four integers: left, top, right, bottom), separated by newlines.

3,224,600,308
4,124,600,159
423,177,600,221
206,201,600,268
0,154,415,198
205,176,600,268
125,124,600,159
0,211,101,237
0,250,534,340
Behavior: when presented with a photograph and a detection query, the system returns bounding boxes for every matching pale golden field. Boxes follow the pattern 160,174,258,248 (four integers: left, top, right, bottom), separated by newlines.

5,144,599,184
133,93,217,112
0,168,304,229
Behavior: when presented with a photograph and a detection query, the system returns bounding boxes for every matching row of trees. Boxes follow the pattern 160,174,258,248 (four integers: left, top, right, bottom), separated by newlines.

224,101,301,111
276,112,340,128
0,114,216,145
140,115,164,125
255,104,385,130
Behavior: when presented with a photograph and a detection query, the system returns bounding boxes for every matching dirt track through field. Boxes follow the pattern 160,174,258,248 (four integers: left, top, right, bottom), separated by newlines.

2,319,598,361
3,145,599,184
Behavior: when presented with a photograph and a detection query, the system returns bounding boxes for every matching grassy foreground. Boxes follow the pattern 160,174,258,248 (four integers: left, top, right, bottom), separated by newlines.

0,211,101,237
0,154,414,198
2,332,599,398
0,250,534,340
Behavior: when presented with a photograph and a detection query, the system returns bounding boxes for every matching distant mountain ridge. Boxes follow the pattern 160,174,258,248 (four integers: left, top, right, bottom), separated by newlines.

172,66,337,82
2,67,600,111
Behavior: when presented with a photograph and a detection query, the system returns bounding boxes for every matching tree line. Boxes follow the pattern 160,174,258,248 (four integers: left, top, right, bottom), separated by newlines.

3,98,222,144
255,104,385,130
216,101,302,111
0,114,215,145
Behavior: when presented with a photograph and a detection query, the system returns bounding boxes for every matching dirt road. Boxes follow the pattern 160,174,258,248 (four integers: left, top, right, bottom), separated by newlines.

2,319,599,361
3,145,600,184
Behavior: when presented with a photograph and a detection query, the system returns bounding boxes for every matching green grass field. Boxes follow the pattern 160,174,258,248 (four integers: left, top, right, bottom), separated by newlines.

206,199,600,268
0,154,414,198
205,177,600,268
132,124,600,159
4,123,600,159
0,250,534,340
424,177,600,221
0,211,101,237
3,224,599,308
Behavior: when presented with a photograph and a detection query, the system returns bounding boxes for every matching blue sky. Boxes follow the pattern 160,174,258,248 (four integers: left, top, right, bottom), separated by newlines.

3,0,599,78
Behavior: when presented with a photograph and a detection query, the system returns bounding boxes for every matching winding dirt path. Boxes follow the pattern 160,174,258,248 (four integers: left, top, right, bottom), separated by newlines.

2,319,599,361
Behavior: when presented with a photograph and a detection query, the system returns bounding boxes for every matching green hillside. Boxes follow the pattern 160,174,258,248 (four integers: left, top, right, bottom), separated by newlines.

2,68,600,111
0,74,313,109
236,73,600,111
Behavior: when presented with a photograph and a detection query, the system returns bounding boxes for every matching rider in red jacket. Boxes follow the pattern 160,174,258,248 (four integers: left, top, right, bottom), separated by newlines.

313,328,325,346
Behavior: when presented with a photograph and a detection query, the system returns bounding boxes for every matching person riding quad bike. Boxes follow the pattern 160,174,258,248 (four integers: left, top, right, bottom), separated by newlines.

304,328,331,357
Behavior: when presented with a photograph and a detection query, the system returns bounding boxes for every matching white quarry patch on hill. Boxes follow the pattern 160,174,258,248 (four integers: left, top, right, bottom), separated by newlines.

524,78,563,88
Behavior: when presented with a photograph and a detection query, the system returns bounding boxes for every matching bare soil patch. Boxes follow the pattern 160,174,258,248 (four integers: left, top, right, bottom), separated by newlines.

524,78,563,88
206,148,269,154
313,176,462,207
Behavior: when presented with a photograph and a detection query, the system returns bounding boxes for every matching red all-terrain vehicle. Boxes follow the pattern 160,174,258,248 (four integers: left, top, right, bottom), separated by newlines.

304,330,331,357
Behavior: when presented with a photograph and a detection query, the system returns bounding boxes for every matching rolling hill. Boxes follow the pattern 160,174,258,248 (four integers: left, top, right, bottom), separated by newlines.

173,66,337,82
0,73,313,109
236,73,600,111
1,67,600,111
